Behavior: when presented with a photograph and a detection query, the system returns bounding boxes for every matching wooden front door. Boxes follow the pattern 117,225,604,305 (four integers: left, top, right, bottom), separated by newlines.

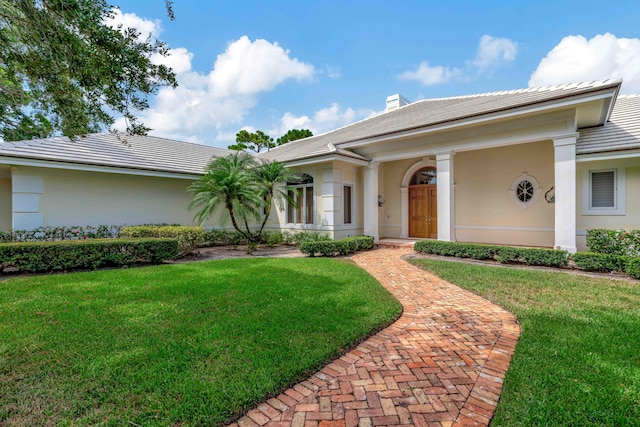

409,184,437,238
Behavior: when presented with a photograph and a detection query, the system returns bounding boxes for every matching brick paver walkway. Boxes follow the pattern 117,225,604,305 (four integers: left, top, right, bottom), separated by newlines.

228,248,520,427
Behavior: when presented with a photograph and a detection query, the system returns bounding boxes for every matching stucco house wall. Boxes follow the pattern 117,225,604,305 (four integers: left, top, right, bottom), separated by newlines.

455,141,555,247
0,176,11,231
576,160,640,250
7,166,223,230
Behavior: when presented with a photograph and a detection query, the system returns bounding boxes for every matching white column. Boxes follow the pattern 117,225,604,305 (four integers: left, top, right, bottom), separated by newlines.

363,161,379,241
321,168,342,226
399,187,408,238
554,134,578,253
436,152,455,241
12,169,44,230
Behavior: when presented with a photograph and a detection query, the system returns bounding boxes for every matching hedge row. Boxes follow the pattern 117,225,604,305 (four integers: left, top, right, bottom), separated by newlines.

413,240,570,267
572,252,631,273
119,226,204,256
0,238,179,273
299,236,375,257
586,229,640,257
0,225,120,243
203,229,331,247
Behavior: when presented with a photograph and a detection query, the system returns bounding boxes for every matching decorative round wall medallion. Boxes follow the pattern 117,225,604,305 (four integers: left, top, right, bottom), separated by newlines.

508,173,541,209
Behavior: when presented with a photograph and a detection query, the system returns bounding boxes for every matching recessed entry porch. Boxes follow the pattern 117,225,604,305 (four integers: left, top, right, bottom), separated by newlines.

363,137,579,252
0,165,12,231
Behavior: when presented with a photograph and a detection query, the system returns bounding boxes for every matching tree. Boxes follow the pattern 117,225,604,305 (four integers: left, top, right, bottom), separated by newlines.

0,0,177,141
276,128,313,145
228,129,275,153
188,153,295,250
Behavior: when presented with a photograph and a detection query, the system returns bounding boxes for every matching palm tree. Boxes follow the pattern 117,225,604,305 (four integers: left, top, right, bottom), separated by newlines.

253,160,297,237
188,153,296,245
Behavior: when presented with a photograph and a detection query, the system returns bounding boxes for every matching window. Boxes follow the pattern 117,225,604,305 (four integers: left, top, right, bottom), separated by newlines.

410,167,437,185
344,185,352,224
287,174,314,224
581,167,625,216
590,170,615,208
509,173,541,209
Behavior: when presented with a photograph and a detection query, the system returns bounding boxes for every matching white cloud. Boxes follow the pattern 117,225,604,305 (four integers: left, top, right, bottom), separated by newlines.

105,8,163,41
398,62,461,86
325,65,341,79
132,36,315,144
399,34,518,86
270,103,379,137
529,33,640,93
472,35,518,72
208,36,315,97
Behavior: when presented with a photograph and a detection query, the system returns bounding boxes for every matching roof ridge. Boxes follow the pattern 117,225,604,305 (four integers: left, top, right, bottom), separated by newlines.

417,79,622,103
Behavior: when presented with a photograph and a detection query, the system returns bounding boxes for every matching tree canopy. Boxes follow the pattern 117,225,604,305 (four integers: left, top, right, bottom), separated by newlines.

0,0,177,141
276,128,313,145
228,130,275,153
228,128,313,153
188,153,295,249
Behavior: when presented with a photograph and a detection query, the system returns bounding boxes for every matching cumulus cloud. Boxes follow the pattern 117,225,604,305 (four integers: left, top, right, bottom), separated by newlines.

129,36,315,143
325,65,341,79
399,34,518,86
269,103,379,138
209,36,315,97
471,35,518,72
398,62,461,86
529,33,640,93
105,8,162,41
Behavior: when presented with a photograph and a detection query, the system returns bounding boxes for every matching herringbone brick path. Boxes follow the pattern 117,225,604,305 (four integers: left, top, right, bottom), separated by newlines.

228,248,520,427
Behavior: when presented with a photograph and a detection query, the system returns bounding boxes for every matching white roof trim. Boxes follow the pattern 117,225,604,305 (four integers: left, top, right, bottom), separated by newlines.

0,156,201,180
284,153,370,167
576,149,640,162
339,88,618,150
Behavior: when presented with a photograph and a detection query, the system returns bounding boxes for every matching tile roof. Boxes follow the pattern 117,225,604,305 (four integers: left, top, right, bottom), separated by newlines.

259,79,622,163
0,133,232,175
577,95,640,155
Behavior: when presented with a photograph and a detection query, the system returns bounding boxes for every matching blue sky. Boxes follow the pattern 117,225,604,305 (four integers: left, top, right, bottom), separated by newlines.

113,0,640,148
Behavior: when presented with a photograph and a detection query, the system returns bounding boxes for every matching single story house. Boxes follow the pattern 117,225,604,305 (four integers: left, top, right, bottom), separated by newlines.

0,134,232,231
1,79,638,252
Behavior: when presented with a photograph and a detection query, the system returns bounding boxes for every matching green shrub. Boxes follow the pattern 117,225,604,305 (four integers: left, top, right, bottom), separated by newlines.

586,229,640,257
0,225,119,242
203,229,246,246
572,252,630,273
413,240,570,267
119,226,204,256
626,258,640,279
299,236,374,257
0,238,178,273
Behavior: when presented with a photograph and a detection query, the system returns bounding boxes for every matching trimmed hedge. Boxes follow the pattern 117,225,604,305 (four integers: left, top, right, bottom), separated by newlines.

572,252,631,273
586,229,640,257
203,229,331,247
299,236,375,257
413,240,570,267
119,226,204,256
0,225,120,243
626,258,640,280
0,238,179,273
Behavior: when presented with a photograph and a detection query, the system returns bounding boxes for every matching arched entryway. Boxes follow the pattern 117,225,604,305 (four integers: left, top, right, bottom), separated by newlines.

408,167,437,238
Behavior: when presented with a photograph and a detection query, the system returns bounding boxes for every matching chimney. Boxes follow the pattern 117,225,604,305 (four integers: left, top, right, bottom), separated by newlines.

386,94,410,112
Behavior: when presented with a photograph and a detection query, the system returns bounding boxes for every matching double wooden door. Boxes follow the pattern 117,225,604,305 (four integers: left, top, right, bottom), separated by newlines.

409,184,437,238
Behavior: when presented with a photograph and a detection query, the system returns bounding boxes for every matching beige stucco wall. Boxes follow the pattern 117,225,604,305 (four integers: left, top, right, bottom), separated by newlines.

576,160,640,250
0,177,11,231
268,162,365,239
379,159,415,238
18,167,221,228
454,140,555,246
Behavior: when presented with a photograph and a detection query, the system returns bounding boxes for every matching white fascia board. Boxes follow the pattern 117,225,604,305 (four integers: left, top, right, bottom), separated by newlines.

0,156,202,180
284,154,370,167
339,89,618,150
369,129,570,162
576,149,640,162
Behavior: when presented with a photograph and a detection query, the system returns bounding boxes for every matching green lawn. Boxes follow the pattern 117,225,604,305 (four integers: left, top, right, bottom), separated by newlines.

0,258,401,426
408,258,640,427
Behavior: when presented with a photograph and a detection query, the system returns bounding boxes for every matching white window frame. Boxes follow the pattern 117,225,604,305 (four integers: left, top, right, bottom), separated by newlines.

343,184,353,225
581,167,626,216
287,184,315,225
